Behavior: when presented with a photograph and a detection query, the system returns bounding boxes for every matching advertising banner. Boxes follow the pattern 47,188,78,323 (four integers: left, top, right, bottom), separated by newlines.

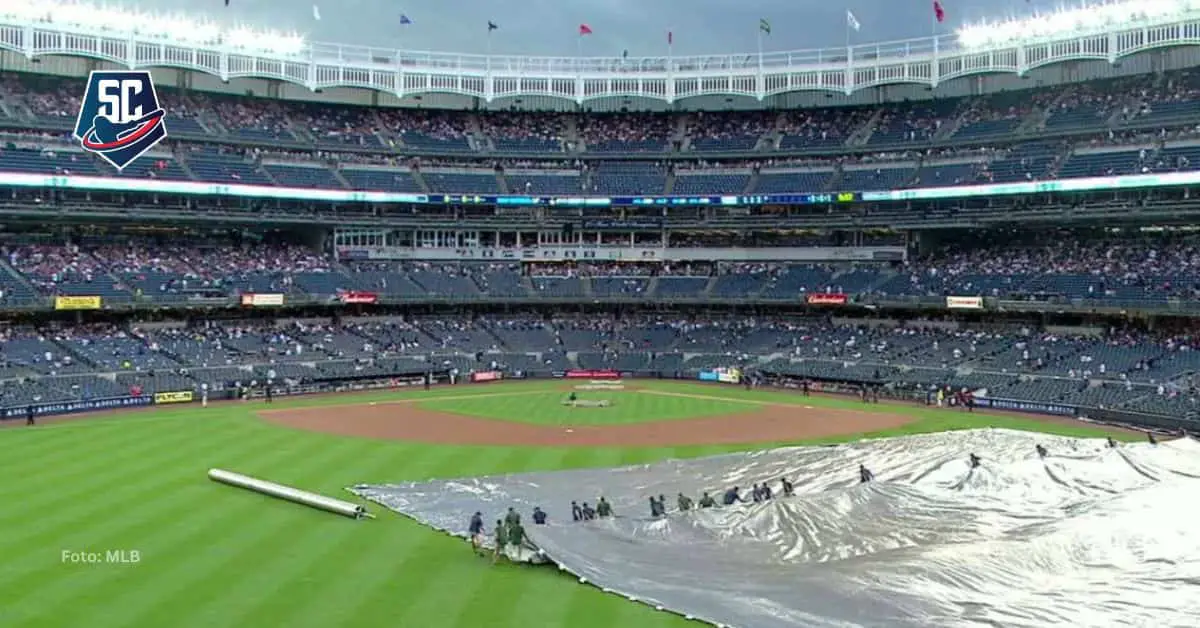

806,293,848,305
565,370,621,379
2,395,152,419
717,368,742,384
338,291,378,304
946,296,984,310
470,371,503,383
972,396,1077,417
54,295,102,310
699,367,742,384
240,293,285,307
154,390,195,404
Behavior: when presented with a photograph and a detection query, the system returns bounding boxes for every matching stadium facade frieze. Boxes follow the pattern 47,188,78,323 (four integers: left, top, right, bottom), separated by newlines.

1,16,1198,102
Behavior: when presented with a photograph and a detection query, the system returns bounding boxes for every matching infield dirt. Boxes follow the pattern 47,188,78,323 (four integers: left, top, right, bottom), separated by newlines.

261,390,917,447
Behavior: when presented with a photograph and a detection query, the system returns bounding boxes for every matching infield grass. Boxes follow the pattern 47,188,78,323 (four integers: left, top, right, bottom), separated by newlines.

417,389,760,424
0,381,1136,628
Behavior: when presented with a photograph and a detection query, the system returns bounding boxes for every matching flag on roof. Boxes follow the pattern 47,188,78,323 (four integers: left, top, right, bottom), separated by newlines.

759,18,771,35
668,31,673,45
846,10,860,32
400,14,413,25
579,23,593,35
933,1,945,23
488,21,499,31
312,5,321,20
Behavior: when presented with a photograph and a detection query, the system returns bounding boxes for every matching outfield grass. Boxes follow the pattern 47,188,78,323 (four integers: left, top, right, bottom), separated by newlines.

418,389,760,424
0,381,1132,628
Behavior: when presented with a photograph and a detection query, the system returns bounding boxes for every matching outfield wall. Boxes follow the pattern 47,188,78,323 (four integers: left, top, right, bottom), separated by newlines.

1,367,1192,434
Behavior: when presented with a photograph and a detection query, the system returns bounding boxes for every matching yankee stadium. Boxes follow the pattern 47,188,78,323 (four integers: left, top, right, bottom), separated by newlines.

2,1,1200,627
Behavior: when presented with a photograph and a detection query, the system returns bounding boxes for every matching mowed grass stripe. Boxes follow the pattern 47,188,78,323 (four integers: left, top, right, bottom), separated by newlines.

0,418,265,548
339,447,536,628
448,446,580,628
243,444,495,628
0,416,221,503
155,437,387,628
231,443,461,628
0,425,323,628
75,435,363,628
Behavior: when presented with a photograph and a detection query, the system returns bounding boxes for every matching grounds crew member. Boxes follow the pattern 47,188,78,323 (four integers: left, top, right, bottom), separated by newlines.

507,518,528,554
968,453,982,469
532,507,547,525
859,464,875,483
492,519,507,564
25,404,35,426
571,500,583,521
780,477,795,497
1035,444,1048,458
698,492,716,508
722,486,747,505
677,492,693,511
596,497,613,518
468,511,485,555
504,507,521,528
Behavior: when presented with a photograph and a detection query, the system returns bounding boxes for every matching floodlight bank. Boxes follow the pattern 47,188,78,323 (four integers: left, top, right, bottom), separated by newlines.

208,468,370,519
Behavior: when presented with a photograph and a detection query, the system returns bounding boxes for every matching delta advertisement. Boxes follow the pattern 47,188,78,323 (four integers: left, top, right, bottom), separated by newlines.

470,371,503,383
240,293,285,307
564,370,622,379
806,293,848,305
337,290,378,304
2,395,152,419
698,367,742,384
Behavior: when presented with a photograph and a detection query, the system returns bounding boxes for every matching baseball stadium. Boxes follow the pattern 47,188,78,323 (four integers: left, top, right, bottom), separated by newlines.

2,1,1200,626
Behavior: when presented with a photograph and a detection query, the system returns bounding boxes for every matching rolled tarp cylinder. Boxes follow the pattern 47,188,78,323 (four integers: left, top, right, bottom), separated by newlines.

208,468,368,519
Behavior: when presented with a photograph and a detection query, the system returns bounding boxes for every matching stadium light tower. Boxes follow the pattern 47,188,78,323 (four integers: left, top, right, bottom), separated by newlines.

1,0,306,57
957,0,1200,50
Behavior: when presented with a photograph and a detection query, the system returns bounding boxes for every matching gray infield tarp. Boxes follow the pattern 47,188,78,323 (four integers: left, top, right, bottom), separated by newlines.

351,429,1200,628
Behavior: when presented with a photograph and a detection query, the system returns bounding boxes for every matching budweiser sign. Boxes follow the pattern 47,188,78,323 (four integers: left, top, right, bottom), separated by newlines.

338,291,378,304
806,293,848,305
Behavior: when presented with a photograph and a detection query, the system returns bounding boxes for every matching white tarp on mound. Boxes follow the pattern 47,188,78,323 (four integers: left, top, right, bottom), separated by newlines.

350,430,1200,628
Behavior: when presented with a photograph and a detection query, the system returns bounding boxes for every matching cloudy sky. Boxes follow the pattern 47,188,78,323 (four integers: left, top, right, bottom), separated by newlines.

119,0,1059,56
